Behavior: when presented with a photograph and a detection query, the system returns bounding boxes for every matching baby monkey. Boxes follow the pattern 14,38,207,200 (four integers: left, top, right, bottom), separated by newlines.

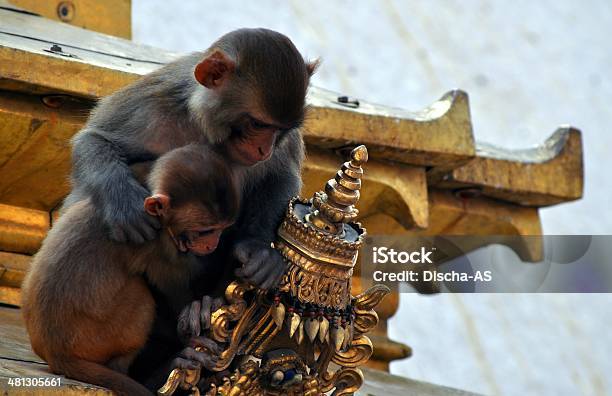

21,144,240,396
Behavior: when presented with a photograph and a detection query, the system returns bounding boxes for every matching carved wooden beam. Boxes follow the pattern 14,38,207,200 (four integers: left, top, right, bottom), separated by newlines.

435,127,583,206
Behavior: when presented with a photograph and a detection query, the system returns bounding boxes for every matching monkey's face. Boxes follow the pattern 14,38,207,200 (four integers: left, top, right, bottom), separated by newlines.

176,225,229,256
227,113,292,166
169,205,234,256
145,195,235,256
193,34,317,167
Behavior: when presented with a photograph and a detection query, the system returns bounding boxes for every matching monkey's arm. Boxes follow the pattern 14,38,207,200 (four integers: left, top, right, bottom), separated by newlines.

233,132,304,289
70,129,160,243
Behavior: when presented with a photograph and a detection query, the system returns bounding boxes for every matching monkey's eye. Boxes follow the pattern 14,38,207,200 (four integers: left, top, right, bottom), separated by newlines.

231,125,242,135
248,116,272,131
197,229,215,237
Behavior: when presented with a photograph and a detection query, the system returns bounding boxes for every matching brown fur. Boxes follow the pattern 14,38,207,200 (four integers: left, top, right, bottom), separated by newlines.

21,145,238,395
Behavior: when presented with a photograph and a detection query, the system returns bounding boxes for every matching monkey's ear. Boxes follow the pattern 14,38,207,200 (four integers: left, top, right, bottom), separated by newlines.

194,50,236,89
144,194,171,217
306,58,321,77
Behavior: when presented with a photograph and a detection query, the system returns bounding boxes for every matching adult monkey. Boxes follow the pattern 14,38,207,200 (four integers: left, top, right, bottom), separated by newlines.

67,28,318,290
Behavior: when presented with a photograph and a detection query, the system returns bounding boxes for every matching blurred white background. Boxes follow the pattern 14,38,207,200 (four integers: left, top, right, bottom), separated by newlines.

132,1,612,395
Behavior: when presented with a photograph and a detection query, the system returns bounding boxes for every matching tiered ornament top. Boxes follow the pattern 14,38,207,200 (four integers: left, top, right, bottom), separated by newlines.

308,144,368,234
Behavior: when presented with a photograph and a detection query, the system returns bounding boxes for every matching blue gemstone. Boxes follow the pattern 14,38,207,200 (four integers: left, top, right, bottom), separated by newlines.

284,369,296,381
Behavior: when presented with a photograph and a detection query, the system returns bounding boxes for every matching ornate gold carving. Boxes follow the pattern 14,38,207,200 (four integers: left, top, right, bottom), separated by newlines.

352,284,389,335
205,361,263,396
159,146,390,396
332,335,374,368
158,367,201,396
209,282,250,343
331,368,365,396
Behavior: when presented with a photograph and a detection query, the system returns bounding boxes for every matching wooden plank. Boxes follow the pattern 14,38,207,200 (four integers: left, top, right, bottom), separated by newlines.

6,0,132,39
0,203,49,255
0,306,40,364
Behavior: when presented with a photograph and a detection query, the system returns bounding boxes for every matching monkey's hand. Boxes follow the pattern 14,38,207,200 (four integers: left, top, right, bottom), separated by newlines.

177,296,225,344
233,239,286,290
103,179,160,243
171,336,221,371
175,297,225,372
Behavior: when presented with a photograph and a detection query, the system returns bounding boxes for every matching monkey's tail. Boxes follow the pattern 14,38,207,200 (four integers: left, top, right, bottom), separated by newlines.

51,356,152,396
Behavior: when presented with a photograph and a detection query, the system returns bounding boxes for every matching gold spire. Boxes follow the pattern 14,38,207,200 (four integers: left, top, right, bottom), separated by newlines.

307,145,368,234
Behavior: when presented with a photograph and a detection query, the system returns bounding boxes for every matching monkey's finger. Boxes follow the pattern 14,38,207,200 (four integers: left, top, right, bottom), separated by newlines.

200,296,213,330
181,347,218,369
234,263,256,279
234,267,245,278
247,265,271,288
178,300,201,341
188,300,202,336
240,251,270,278
190,336,223,355
177,307,191,340
171,356,200,371
232,241,254,264
239,262,259,278
199,355,218,371
211,297,224,312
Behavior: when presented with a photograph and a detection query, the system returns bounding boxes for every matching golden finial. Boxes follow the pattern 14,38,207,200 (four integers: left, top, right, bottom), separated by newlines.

307,145,368,234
